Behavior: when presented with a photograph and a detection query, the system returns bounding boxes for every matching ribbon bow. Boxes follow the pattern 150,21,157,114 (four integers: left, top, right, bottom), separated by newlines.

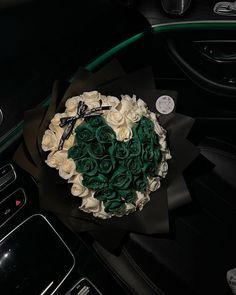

58,100,111,150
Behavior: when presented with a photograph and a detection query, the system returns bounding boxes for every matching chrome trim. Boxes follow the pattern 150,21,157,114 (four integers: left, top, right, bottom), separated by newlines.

152,20,236,29
40,281,54,295
214,1,236,16
0,214,76,295
66,277,102,295
0,187,25,228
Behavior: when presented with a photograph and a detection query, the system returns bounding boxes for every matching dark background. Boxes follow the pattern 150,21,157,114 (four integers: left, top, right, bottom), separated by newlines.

0,0,149,137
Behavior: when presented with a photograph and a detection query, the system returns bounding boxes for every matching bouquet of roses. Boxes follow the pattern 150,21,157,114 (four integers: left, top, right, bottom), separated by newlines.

14,60,199,252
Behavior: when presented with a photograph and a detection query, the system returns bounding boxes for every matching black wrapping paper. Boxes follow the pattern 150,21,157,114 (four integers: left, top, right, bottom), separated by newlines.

14,60,200,252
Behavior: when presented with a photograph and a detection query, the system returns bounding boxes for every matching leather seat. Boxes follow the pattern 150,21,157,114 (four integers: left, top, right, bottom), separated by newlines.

94,137,236,295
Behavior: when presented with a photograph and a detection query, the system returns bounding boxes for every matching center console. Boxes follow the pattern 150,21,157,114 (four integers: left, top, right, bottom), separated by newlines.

0,162,127,295
0,214,75,295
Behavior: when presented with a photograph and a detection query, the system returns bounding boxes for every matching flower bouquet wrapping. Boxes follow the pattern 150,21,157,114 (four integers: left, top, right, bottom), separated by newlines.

42,91,171,219
14,60,199,252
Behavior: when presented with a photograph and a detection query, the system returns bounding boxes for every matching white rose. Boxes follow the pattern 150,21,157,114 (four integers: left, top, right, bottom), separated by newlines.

69,174,90,197
48,125,75,151
69,173,83,184
157,161,168,178
45,150,67,169
106,109,125,127
71,183,90,197
80,196,101,213
155,124,165,137
51,112,66,125
149,112,165,136
135,191,150,211
49,112,76,150
148,112,168,152
122,94,136,103
159,136,167,151
148,176,161,192
164,149,172,160
118,94,135,114
154,122,166,136
48,113,65,139
65,96,80,115
93,211,111,219
82,91,100,109
49,122,63,135
116,126,133,141
124,203,136,215
125,108,142,125
93,203,111,219
148,112,156,122
148,112,170,156
106,95,120,108
47,127,74,151
63,133,75,150
58,158,76,180
74,118,83,128
137,98,147,115
42,129,58,151
100,94,120,109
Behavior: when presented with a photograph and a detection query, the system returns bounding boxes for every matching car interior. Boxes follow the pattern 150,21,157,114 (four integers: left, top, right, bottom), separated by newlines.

0,1,236,294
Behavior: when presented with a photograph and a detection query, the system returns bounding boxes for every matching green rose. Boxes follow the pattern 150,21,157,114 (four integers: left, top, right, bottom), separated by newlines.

128,138,141,157
136,116,154,143
139,116,154,130
110,166,132,189
98,156,114,174
88,142,106,159
133,173,148,192
127,157,142,175
86,115,106,128
96,124,116,143
94,188,135,213
83,174,108,190
153,133,159,146
104,198,126,213
153,147,161,164
76,124,94,142
117,189,135,204
114,141,129,159
94,187,116,202
142,143,154,162
95,188,121,213
103,189,135,213
67,114,166,207
68,142,87,160
143,162,158,177
76,157,98,176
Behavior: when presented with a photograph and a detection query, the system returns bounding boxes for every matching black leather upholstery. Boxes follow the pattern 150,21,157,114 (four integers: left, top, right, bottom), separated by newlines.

94,137,236,295
199,137,236,189
93,242,164,295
